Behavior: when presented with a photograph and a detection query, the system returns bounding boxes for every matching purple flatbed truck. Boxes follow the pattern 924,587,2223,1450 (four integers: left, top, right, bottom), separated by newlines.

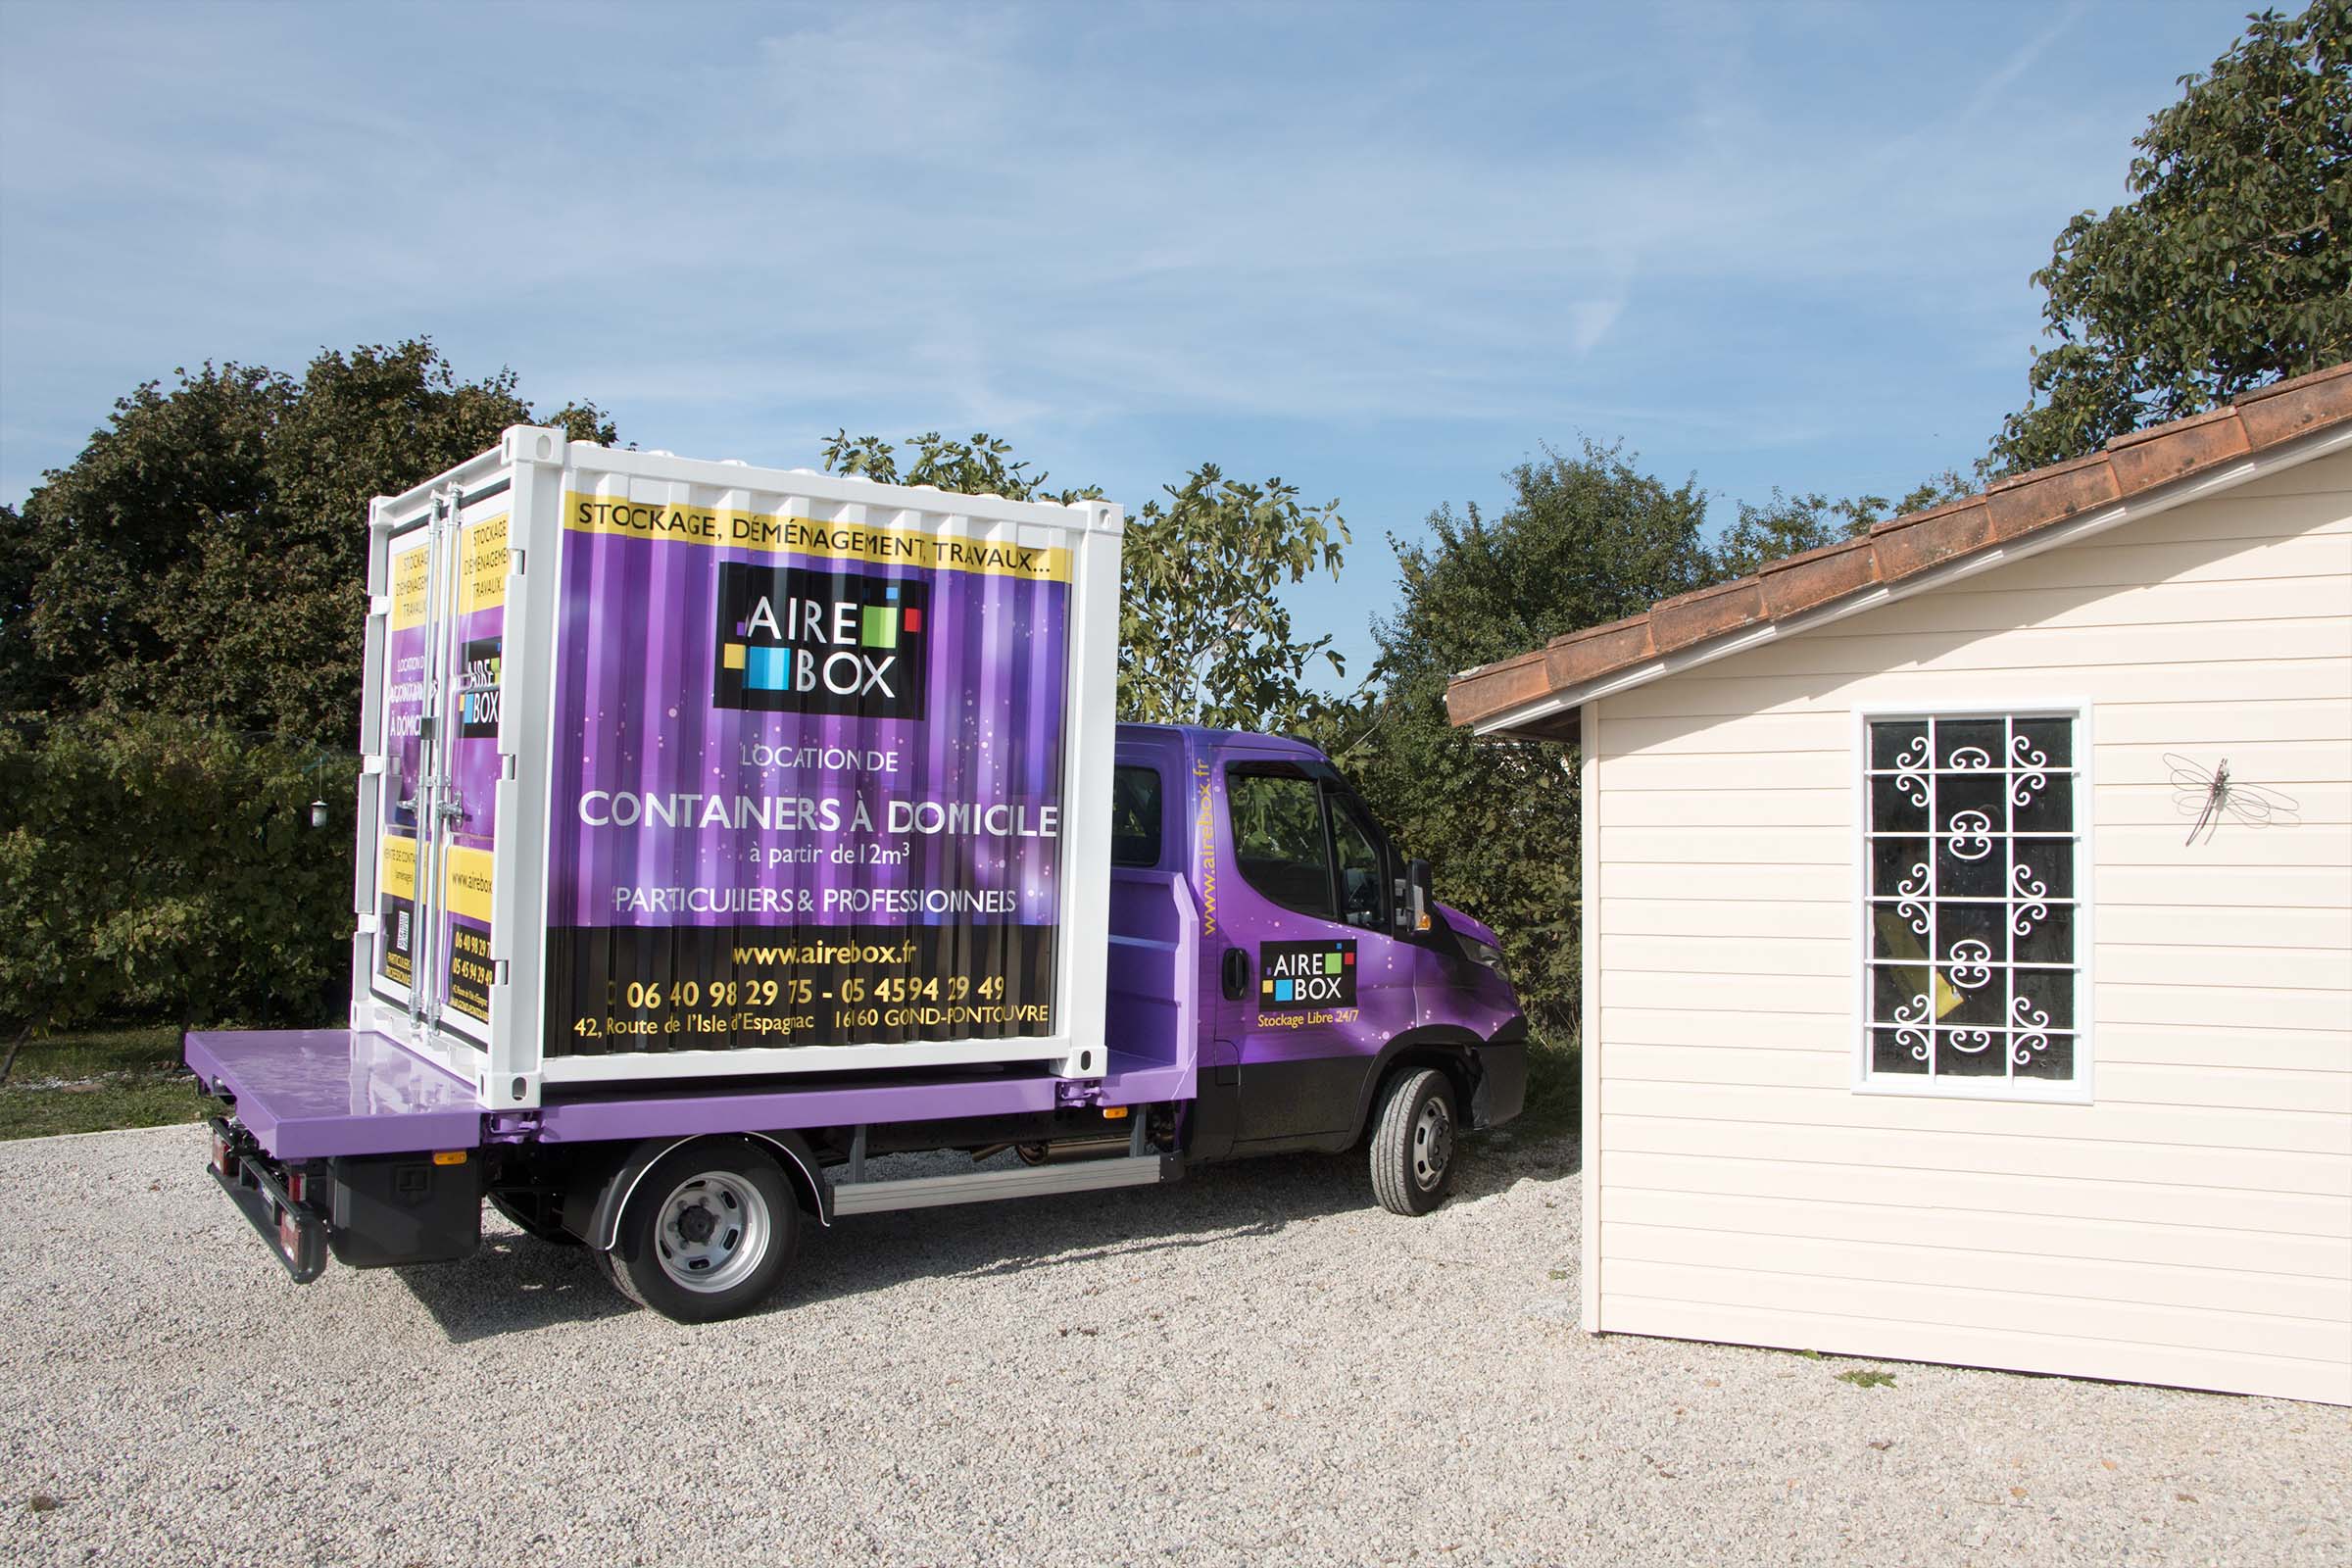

187,437,1526,1321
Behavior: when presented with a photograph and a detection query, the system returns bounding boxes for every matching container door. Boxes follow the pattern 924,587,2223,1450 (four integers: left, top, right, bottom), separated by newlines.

368,519,437,1014
428,491,511,1043
369,489,504,1045
1211,750,1418,1145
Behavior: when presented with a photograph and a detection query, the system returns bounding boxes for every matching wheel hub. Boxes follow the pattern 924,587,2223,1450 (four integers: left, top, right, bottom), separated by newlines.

654,1171,770,1294
1411,1099,1454,1190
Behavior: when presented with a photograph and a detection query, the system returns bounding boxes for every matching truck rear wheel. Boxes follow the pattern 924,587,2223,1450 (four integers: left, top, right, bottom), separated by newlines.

1371,1067,1457,1216
600,1140,799,1322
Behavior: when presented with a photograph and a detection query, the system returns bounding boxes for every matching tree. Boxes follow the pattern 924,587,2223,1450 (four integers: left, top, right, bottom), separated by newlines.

1344,440,1713,1037
1118,467,1348,731
821,432,1348,732
8,340,614,743
1706,471,1972,579
1989,2,2351,472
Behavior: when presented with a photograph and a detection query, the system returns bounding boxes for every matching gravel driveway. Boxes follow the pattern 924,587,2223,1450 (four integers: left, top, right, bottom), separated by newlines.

2,1122,2343,1566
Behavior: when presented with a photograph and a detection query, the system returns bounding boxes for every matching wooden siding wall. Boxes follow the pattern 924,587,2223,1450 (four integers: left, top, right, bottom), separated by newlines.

1586,446,2352,1402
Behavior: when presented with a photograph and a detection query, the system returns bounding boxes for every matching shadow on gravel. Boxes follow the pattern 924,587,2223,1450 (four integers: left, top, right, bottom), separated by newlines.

394,1127,1580,1344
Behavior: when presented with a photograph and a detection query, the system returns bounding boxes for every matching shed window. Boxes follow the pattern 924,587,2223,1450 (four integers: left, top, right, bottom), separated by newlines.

1862,710,2084,1098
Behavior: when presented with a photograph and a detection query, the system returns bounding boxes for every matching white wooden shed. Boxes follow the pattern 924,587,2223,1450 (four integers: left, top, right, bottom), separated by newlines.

1448,366,2352,1403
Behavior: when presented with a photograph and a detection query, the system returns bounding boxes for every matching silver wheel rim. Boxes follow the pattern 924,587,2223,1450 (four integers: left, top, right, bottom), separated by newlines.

1411,1096,1454,1191
654,1172,769,1294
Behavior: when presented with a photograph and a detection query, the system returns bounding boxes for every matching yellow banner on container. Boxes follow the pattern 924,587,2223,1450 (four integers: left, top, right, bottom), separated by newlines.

461,513,510,614
561,491,1071,582
444,844,495,925
390,546,429,630
380,832,417,903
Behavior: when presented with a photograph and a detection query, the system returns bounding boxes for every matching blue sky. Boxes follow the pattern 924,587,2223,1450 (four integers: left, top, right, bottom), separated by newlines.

0,0,2261,685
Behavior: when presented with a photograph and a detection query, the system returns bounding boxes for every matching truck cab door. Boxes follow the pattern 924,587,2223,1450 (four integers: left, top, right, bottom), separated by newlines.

1211,751,1418,1149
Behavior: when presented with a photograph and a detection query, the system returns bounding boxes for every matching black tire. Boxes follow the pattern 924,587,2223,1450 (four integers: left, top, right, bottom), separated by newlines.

489,1191,581,1247
602,1139,800,1323
1370,1067,1458,1216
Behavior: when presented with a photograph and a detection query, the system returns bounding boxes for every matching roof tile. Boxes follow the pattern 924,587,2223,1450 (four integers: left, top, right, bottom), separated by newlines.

1649,578,1767,653
1759,537,1879,618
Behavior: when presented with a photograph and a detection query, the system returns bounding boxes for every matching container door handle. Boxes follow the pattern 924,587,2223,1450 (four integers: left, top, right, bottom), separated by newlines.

1221,947,1250,1001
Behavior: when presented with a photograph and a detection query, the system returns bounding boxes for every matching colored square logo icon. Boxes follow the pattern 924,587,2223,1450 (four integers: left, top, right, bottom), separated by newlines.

861,606,897,650
721,643,747,671
1274,979,1294,1003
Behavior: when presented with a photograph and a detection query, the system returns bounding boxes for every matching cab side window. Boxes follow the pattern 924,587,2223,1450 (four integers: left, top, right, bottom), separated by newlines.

1110,764,1163,868
1228,768,1333,919
1330,795,1388,930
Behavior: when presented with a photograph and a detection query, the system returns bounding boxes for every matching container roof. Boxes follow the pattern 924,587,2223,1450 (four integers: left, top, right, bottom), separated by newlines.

1446,363,2352,743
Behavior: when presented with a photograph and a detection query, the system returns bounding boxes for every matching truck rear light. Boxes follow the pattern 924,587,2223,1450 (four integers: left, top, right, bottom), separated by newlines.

276,1204,300,1257
211,1129,239,1181
286,1170,309,1205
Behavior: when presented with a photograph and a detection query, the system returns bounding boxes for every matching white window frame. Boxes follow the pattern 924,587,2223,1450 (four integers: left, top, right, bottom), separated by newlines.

1850,699,2094,1105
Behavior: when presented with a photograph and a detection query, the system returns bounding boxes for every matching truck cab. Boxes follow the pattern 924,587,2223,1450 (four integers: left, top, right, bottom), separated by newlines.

1111,724,1526,1174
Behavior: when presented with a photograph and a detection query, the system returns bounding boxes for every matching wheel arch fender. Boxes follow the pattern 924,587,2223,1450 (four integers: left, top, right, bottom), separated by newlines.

568,1130,832,1253
1350,1025,1483,1142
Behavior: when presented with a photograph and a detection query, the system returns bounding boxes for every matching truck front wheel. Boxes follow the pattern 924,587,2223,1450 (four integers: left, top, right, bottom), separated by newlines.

1371,1067,1457,1216
600,1140,799,1322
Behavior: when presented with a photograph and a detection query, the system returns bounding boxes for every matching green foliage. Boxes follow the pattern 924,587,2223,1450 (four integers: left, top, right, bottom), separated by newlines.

0,714,354,1035
1345,440,1713,1037
1119,466,1348,732
821,428,1100,504
1837,1368,1898,1389
1990,2,2351,471
821,432,1348,732
1707,472,1972,580
7,340,614,745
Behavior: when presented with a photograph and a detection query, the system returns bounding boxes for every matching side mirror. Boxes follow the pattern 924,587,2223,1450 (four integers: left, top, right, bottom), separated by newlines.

1396,858,1433,933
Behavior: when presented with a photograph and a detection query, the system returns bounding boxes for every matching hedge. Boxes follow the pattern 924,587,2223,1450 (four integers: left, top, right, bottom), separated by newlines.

0,714,354,1034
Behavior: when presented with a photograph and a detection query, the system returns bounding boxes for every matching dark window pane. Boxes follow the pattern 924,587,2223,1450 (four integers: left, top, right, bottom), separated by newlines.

1869,903,1932,962
2013,716,2073,769
1936,718,2005,771
1935,903,2003,964
1227,768,1332,919
2012,838,2076,902
1872,1027,1930,1075
1871,964,1934,1029
1330,796,1387,931
1870,775,1929,833
1110,765,1162,868
1871,837,1932,899
1935,772,2004,836
1870,719,1928,771
2012,769,2073,833
1936,967,2008,1030
1936,1027,2007,1075
2014,1033,2076,1081
2012,904,2075,965
2011,967,2076,1034
1936,834,2007,899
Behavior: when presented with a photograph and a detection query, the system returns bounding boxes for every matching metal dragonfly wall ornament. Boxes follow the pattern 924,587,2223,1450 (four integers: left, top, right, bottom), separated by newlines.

2166,754,2301,846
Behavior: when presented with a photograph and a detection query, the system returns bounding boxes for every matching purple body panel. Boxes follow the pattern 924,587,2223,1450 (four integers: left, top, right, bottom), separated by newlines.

184,1029,482,1161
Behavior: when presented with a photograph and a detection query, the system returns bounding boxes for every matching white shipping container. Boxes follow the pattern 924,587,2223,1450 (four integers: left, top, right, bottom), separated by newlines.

351,429,1125,1110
